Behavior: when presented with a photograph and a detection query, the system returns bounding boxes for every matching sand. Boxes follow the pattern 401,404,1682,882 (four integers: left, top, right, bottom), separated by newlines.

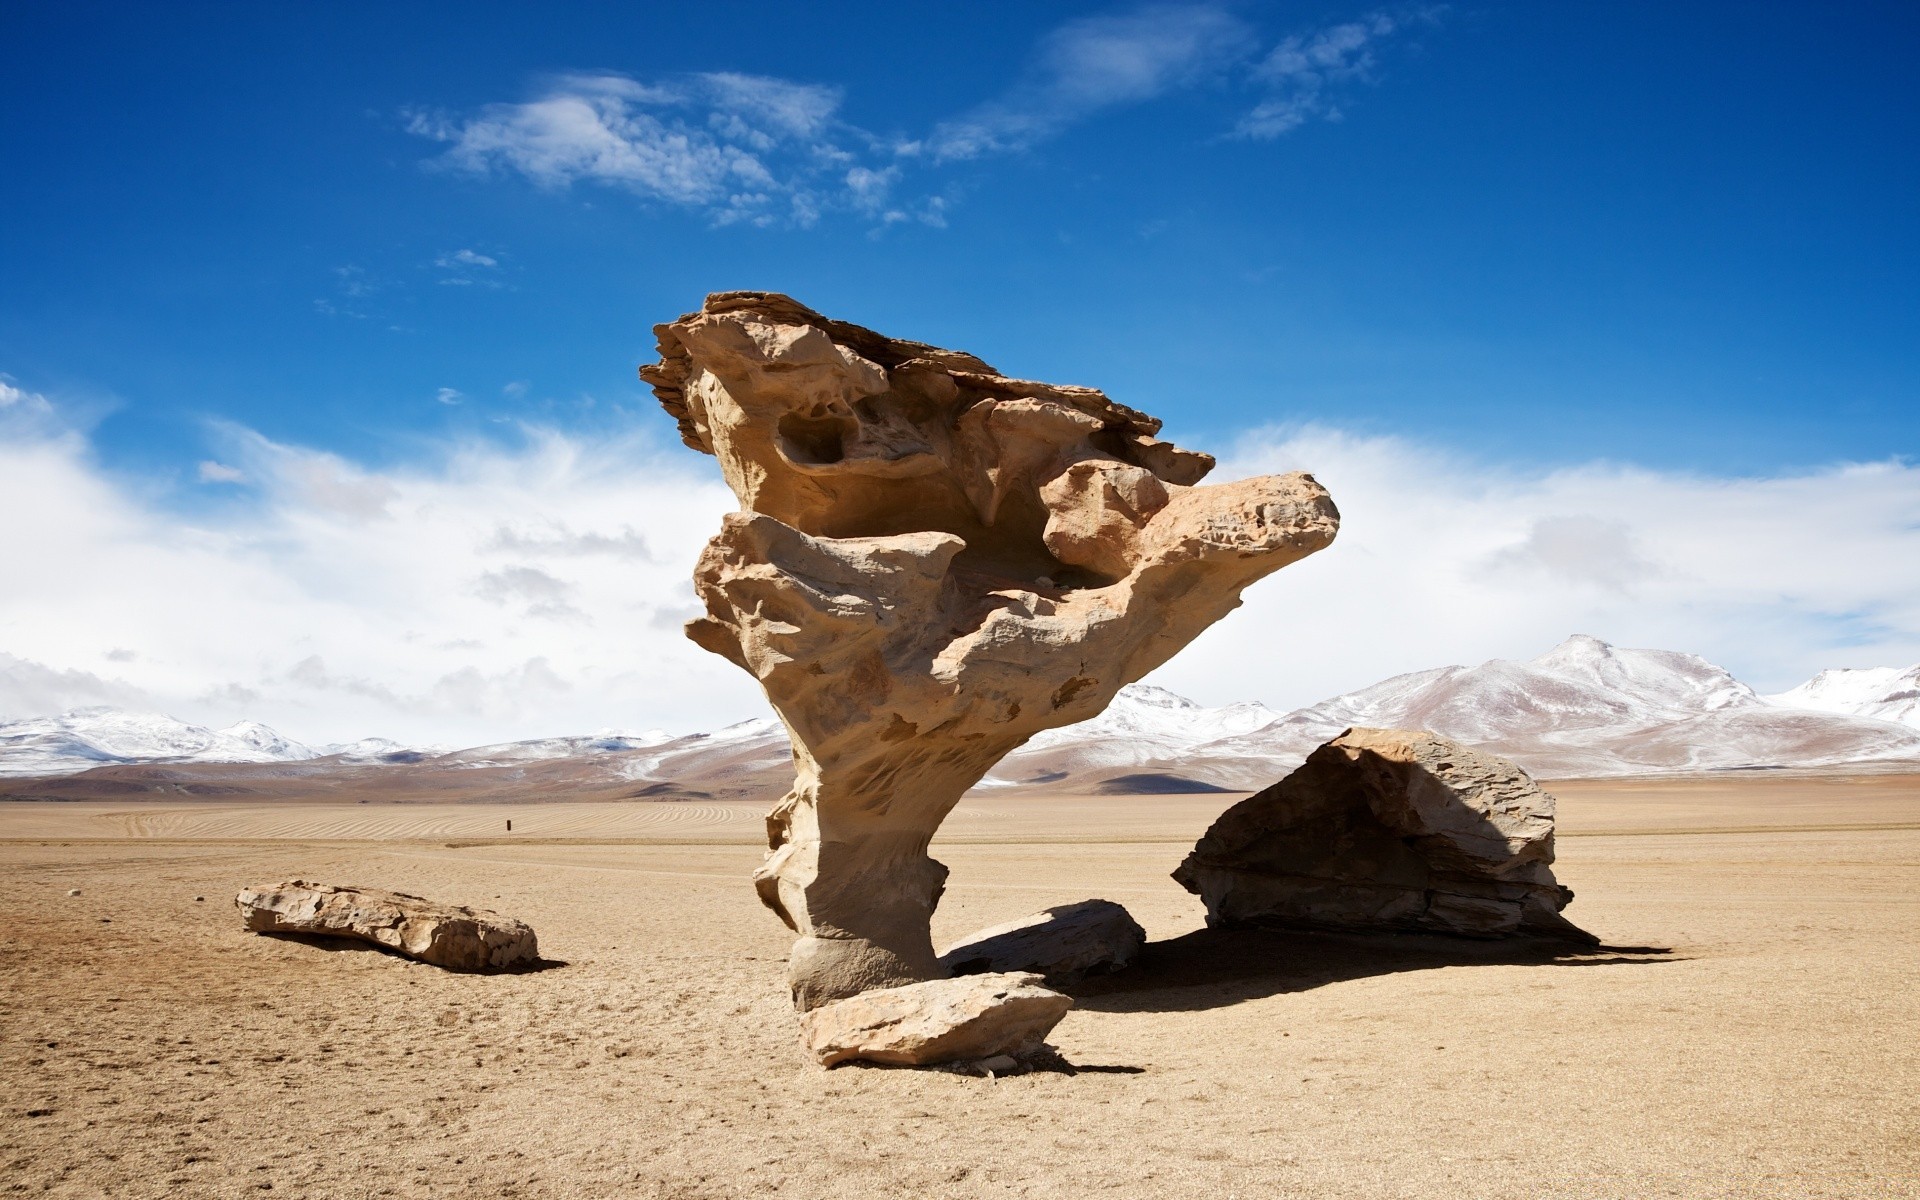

3,775,1917,1198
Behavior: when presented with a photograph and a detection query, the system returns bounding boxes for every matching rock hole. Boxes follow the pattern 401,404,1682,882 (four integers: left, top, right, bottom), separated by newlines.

777,412,853,465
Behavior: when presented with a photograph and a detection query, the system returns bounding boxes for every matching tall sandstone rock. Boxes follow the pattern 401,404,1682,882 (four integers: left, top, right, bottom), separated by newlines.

1174,728,1595,941
643,292,1339,1009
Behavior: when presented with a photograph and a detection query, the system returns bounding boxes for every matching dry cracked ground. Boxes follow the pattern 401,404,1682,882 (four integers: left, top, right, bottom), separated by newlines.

2,774,1917,1199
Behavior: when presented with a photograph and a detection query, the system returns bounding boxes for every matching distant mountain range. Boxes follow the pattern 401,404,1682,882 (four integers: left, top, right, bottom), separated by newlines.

3,636,1918,798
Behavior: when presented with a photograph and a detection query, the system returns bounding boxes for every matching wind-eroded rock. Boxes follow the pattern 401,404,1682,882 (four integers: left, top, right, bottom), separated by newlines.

643,292,1339,1009
1174,728,1595,941
801,972,1073,1067
939,899,1146,985
236,881,540,971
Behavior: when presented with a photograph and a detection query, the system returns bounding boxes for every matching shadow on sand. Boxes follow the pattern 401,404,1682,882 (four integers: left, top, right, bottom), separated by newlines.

1067,925,1678,1014
260,932,569,973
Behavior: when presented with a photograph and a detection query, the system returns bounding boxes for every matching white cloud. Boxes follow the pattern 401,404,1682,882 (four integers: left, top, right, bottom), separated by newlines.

0,417,756,744
403,9,1440,228
197,460,246,484
436,249,498,269
929,4,1256,160
1234,10,1432,139
1148,427,1920,707
436,387,463,405
9,403,1913,747
407,71,856,227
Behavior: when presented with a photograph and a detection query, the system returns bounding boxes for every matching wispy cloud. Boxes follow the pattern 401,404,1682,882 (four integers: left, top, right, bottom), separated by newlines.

927,4,1256,161
473,565,583,620
197,460,246,484
433,247,505,289
1235,10,1436,138
403,7,1439,228
407,71,862,227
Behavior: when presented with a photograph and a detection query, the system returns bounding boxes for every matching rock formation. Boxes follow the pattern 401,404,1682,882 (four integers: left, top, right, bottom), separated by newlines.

800,972,1073,1067
236,881,540,971
643,292,1339,1009
939,899,1146,985
1174,728,1595,941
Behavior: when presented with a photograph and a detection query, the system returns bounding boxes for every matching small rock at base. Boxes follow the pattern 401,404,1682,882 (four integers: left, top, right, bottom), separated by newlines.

801,972,1072,1068
974,1055,1019,1074
66,889,80,897
939,898,1146,985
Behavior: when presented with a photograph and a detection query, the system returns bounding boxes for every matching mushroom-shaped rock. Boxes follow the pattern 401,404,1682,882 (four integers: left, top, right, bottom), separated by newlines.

801,972,1073,1067
939,899,1147,985
1173,729,1595,942
644,292,1340,1009
236,881,540,971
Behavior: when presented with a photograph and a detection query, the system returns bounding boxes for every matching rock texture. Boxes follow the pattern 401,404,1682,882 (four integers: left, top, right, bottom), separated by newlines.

939,899,1146,985
643,292,1340,1008
800,972,1073,1067
235,881,540,971
1174,728,1594,941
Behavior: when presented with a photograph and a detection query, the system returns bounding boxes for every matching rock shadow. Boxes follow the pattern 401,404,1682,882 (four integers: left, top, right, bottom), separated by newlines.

1067,925,1677,1014
259,932,569,973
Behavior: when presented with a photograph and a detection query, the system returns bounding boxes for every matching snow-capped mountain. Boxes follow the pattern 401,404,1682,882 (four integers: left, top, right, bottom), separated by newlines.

6,637,1920,787
1767,665,1920,730
985,685,1280,786
1177,636,1920,781
0,707,323,777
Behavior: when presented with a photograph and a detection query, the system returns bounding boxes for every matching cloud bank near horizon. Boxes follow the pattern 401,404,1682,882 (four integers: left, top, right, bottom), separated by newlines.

3,384,1917,748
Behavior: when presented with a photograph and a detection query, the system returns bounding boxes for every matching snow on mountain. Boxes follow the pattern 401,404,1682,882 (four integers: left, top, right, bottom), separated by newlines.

322,737,452,764
614,718,790,785
1767,665,1920,730
1163,636,1920,783
987,685,1279,784
7,638,1920,784
0,707,321,777
439,728,676,768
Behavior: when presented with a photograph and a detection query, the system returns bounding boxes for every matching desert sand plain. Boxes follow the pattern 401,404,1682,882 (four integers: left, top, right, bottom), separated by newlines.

3,772,1918,1199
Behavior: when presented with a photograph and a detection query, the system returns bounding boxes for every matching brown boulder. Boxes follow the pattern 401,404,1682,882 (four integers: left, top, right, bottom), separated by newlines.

939,899,1146,985
236,880,540,971
800,972,1073,1067
1174,728,1594,941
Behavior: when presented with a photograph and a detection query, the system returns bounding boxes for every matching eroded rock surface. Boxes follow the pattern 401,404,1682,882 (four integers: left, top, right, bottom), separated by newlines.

1174,728,1595,941
800,972,1072,1067
643,291,1339,1008
236,880,540,971
939,899,1146,985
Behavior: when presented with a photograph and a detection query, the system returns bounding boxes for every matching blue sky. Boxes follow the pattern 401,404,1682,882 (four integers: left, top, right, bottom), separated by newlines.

3,2,1918,743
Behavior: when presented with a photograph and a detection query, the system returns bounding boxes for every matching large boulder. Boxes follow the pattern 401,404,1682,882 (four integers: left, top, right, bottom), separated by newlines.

236,880,540,971
1174,728,1595,942
800,972,1073,1067
939,899,1146,985
643,291,1339,1009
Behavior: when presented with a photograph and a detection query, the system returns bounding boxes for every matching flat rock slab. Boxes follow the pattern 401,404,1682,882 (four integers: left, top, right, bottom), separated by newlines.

939,899,1146,985
236,880,539,972
801,972,1072,1067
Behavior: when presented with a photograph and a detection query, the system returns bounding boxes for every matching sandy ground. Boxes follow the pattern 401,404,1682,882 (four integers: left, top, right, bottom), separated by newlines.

3,775,1917,1199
